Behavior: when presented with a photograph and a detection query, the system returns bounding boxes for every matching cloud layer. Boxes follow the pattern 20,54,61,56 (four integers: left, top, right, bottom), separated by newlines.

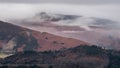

0,0,120,4
0,3,120,23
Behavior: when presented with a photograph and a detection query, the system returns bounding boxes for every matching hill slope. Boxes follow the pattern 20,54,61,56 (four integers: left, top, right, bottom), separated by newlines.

1,45,120,68
0,21,87,53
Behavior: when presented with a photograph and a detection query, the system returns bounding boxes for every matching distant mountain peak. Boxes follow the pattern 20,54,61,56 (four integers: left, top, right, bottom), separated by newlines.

34,12,80,22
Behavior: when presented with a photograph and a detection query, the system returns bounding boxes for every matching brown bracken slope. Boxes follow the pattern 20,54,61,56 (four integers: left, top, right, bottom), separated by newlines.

0,21,88,52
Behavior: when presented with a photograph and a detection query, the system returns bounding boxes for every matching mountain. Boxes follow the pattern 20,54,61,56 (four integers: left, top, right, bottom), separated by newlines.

21,12,119,28
1,45,120,68
23,12,80,22
0,16,120,68
0,21,87,54
12,12,120,50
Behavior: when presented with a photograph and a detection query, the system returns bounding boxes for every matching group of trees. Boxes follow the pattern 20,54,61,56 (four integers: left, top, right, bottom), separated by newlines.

0,45,120,68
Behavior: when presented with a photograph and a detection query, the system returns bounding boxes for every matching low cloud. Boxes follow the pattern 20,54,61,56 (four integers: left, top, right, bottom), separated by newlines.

0,3,120,23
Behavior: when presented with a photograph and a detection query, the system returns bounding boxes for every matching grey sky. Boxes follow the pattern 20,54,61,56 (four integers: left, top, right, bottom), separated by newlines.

0,0,120,23
0,0,120,4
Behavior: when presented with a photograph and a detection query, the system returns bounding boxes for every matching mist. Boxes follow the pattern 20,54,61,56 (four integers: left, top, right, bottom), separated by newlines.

0,3,120,23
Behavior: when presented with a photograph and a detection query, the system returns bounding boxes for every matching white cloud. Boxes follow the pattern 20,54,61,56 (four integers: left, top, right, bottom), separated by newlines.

0,3,120,22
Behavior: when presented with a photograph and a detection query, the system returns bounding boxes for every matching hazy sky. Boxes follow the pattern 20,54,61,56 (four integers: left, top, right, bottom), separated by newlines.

0,0,120,4
0,0,120,23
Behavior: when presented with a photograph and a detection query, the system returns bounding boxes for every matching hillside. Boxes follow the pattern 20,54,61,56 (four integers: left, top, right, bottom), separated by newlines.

14,12,120,50
0,45,120,68
0,21,87,54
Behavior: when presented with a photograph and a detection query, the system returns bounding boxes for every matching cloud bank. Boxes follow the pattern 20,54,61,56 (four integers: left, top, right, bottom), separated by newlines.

0,3,120,23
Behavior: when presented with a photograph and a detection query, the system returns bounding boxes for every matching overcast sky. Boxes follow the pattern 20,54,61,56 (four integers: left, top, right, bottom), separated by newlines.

0,0,120,4
0,0,120,23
